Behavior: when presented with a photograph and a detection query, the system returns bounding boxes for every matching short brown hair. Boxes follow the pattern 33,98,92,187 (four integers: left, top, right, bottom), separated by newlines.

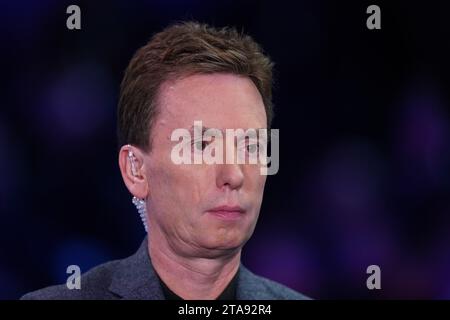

117,21,274,152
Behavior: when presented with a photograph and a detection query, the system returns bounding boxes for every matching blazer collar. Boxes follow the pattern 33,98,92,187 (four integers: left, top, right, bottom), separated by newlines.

108,236,263,300
236,264,272,300
108,237,165,300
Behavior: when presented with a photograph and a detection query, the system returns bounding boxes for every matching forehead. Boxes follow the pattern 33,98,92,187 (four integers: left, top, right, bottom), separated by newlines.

156,73,267,130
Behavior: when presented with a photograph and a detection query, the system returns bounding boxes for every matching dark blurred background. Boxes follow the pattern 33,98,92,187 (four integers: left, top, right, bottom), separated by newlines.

1,0,450,299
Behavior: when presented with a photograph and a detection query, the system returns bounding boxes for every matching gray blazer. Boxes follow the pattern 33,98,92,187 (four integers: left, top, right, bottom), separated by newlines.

21,238,309,300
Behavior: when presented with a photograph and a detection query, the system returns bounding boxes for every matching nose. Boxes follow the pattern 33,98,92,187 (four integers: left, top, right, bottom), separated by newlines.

216,141,244,190
215,134,245,190
216,162,244,190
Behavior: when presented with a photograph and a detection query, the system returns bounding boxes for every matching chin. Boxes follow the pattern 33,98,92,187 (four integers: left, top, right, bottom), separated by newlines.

202,233,249,252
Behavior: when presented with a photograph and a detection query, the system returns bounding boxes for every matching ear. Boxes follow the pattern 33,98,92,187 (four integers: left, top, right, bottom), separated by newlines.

118,145,149,199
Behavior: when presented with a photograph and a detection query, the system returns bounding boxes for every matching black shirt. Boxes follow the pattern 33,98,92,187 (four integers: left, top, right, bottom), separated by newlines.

158,269,239,300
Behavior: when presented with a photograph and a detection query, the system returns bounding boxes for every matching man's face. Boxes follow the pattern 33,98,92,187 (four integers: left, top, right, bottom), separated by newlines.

144,73,267,257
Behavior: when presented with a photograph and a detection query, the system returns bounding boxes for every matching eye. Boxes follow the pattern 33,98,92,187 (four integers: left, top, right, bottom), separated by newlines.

194,140,208,151
246,143,259,153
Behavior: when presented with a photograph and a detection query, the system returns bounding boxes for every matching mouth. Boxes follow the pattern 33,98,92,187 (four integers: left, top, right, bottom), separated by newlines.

207,205,246,221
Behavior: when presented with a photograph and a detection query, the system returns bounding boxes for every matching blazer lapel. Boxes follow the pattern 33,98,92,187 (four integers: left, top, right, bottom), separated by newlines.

236,264,271,300
108,237,165,300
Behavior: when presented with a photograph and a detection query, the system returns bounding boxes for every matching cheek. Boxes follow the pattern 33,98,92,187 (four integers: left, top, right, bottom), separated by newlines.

247,167,267,193
150,161,206,212
174,165,207,202
257,172,267,187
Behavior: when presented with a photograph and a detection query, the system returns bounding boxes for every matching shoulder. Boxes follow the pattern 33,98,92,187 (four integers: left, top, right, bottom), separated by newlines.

238,265,311,300
20,259,122,300
22,237,165,300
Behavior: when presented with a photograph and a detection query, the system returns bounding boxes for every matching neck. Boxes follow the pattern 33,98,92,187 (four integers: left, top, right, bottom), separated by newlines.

148,229,241,300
